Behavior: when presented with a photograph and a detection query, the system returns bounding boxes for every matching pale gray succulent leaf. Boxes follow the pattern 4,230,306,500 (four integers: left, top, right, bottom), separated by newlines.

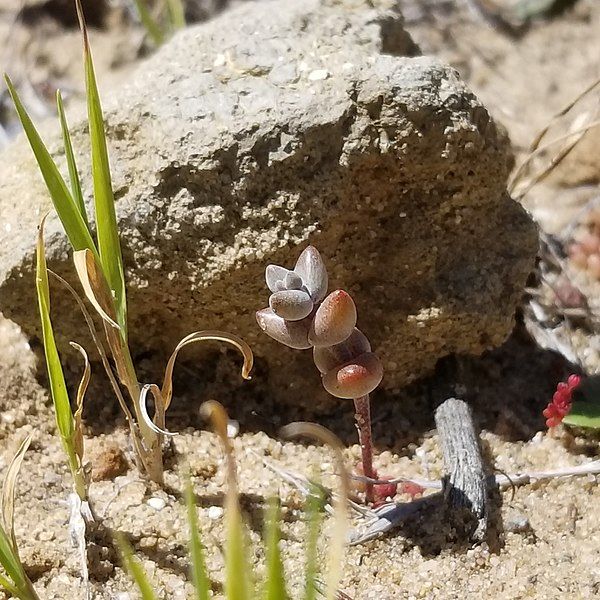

256,308,312,349
269,289,314,321
284,271,303,290
293,246,328,303
265,264,292,293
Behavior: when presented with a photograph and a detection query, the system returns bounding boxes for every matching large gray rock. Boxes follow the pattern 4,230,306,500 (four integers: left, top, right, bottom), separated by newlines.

0,0,536,407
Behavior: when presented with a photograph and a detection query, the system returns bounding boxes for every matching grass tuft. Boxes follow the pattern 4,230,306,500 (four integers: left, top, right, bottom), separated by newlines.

36,217,88,501
0,436,40,600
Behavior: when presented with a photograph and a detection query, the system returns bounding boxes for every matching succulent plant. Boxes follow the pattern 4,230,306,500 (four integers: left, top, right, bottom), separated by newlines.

256,246,383,503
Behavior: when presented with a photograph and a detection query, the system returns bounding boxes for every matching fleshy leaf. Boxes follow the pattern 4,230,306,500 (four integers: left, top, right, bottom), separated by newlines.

563,402,600,428
294,246,328,303
313,328,371,374
322,352,383,399
269,289,313,321
256,308,312,349
308,290,356,347
266,265,291,293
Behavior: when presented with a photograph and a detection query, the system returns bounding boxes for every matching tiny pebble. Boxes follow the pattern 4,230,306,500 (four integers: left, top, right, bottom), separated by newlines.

308,69,330,81
208,506,224,520
147,497,166,511
227,420,240,438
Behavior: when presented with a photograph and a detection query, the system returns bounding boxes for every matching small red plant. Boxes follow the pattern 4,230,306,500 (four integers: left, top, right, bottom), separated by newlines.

543,374,582,427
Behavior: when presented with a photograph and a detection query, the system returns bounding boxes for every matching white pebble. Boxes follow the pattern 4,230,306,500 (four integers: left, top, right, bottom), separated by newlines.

208,506,224,520
147,497,166,511
308,69,330,81
227,420,240,438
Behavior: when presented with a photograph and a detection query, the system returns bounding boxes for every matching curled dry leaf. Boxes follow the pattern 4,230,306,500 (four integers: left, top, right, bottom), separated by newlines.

322,352,383,399
269,289,314,321
138,384,176,437
73,249,120,330
1,435,32,547
161,330,254,411
309,290,357,347
293,245,328,303
69,342,91,463
256,308,312,349
313,328,371,374
50,271,136,425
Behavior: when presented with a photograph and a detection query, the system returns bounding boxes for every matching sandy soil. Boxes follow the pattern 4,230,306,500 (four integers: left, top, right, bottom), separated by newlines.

1,1,600,599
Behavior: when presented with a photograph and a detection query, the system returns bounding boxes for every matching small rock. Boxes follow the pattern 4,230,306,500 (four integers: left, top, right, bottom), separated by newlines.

505,512,530,533
87,440,128,482
207,506,224,520
147,497,167,511
308,68,330,81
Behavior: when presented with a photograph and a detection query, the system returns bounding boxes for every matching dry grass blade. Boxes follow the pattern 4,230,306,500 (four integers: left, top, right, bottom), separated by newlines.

161,331,254,410
1,436,32,546
201,401,253,600
69,342,90,465
0,436,39,600
76,0,128,334
280,423,349,600
529,76,600,151
73,248,120,330
510,76,600,199
509,119,600,194
48,271,136,426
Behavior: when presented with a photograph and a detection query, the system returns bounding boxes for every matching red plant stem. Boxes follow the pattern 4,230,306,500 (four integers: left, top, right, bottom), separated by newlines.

354,394,374,504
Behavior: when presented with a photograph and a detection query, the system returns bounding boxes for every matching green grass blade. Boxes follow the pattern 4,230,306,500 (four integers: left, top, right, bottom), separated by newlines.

263,499,288,600
76,2,128,334
0,528,25,590
4,75,97,255
224,491,253,600
133,0,164,45
166,0,186,30
0,570,21,599
185,478,210,600
56,90,88,228
36,218,75,444
117,535,158,600
303,485,325,600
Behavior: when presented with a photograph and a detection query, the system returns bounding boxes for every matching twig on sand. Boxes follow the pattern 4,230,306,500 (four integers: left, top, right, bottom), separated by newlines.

259,444,600,545
435,397,489,541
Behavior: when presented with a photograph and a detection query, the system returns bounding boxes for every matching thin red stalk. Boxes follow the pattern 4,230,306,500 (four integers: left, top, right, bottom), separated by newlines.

354,395,374,504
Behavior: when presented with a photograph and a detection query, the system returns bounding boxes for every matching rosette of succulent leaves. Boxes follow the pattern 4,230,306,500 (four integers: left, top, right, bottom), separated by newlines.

257,246,384,503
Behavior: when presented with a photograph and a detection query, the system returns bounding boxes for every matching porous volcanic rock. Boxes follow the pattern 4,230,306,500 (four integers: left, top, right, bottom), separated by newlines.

0,0,536,409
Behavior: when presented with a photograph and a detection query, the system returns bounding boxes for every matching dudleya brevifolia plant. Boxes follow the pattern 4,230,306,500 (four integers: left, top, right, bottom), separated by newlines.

256,246,384,503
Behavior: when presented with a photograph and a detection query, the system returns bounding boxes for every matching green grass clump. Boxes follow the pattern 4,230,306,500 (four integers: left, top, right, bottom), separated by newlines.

119,404,349,600
0,437,40,600
5,0,252,486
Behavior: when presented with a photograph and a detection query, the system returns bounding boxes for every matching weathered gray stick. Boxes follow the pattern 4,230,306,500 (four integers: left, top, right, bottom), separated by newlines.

434,397,488,541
